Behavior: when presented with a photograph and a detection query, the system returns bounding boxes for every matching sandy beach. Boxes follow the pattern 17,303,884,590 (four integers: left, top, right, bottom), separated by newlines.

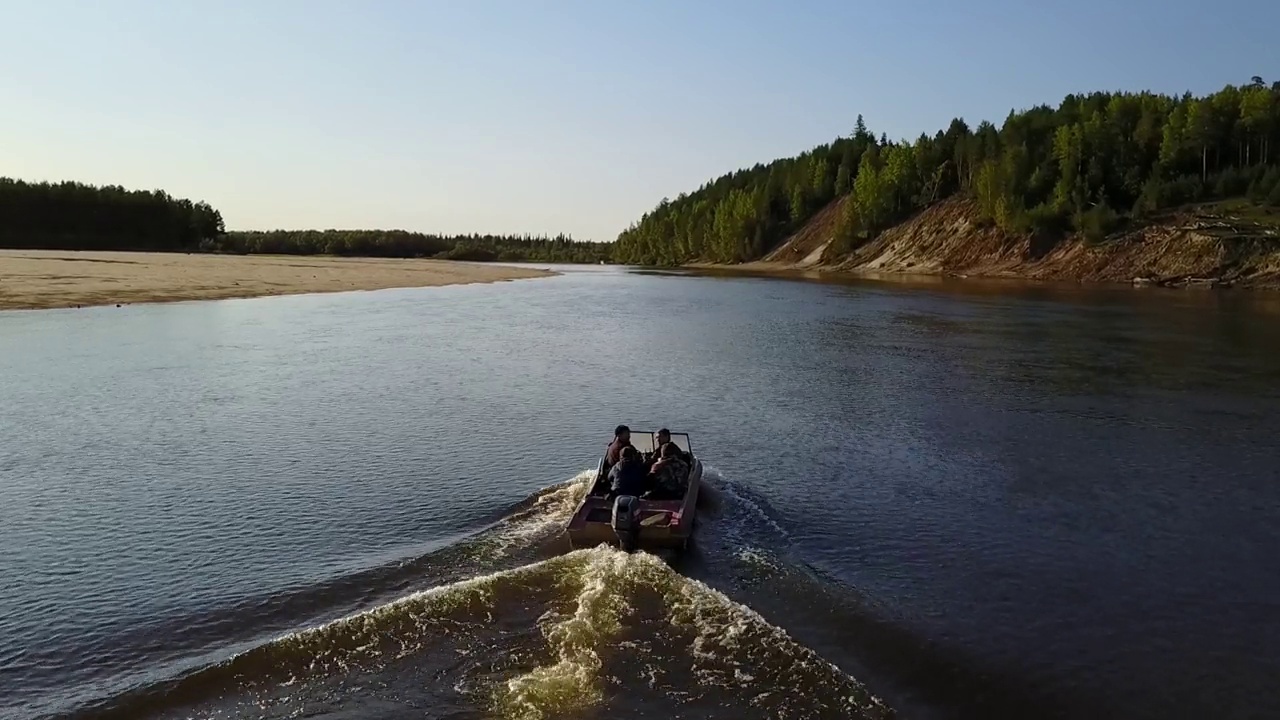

0,250,554,310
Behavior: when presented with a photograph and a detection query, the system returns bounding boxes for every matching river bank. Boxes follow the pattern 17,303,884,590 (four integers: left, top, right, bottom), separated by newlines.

699,196,1280,290
0,250,555,310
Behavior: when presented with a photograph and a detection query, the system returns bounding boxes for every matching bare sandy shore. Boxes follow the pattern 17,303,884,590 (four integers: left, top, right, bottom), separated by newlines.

0,250,555,310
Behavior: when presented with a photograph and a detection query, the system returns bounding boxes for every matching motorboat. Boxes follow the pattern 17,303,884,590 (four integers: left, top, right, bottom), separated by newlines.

565,430,703,552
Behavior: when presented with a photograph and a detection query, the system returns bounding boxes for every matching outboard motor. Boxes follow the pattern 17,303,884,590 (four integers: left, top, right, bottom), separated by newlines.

611,495,640,552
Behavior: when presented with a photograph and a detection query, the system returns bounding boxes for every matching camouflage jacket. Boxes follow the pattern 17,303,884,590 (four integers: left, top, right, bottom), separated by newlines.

650,457,689,495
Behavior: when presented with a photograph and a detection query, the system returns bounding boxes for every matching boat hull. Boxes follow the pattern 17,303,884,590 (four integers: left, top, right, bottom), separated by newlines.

566,458,702,551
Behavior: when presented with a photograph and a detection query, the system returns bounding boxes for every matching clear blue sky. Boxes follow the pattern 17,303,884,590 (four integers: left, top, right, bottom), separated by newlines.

1,0,1275,241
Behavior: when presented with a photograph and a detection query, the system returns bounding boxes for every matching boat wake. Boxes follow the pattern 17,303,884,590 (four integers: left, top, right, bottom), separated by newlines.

66,469,893,720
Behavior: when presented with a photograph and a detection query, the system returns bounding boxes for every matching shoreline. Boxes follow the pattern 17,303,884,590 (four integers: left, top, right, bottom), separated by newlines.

0,250,556,311
683,196,1280,292
684,260,1280,291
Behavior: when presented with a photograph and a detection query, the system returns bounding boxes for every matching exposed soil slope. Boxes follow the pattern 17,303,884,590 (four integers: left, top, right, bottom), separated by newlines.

735,196,1280,288
762,199,843,266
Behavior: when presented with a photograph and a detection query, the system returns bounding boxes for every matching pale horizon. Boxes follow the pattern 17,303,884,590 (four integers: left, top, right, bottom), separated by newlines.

2,0,1276,242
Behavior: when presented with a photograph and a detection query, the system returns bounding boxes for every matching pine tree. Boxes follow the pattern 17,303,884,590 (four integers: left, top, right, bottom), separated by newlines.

854,114,870,142
790,185,807,223
835,163,852,195
834,195,860,252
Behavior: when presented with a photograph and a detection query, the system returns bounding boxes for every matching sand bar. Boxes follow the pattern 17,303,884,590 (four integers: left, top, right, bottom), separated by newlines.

0,250,554,310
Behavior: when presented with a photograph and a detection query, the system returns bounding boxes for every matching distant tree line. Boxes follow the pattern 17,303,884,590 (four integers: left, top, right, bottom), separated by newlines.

615,77,1280,264
0,177,609,263
0,177,224,251
213,230,610,263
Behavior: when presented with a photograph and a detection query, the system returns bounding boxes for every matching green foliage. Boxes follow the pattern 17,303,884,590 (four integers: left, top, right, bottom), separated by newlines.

1214,167,1251,198
790,185,808,223
1023,203,1067,235
852,147,892,236
216,230,609,263
614,133,877,265
810,156,834,204
0,176,605,263
973,161,998,225
438,243,499,262
1076,203,1122,244
1250,167,1280,202
975,148,1031,231
615,79,1280,265
882,143,920,213
833,197,860,252
1135,175,1206,215
0,177,222,250
835,163,852,196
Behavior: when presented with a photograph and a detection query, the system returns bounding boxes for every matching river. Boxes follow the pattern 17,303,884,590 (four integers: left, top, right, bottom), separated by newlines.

3,265,1279,720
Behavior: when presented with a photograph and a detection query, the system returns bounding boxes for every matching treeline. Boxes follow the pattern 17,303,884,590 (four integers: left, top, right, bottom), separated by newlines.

0,176,609,263
615,77,1280,265
213,230,610,263
0,177,224,250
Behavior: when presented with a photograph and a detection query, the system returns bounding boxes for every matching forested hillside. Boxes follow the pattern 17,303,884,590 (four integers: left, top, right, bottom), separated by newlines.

614,78,1280,265
0,177,607,263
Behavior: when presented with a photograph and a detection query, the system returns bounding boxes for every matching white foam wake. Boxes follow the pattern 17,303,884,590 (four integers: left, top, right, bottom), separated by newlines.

209,469,889,720
483,469,595,557
492,546,891,719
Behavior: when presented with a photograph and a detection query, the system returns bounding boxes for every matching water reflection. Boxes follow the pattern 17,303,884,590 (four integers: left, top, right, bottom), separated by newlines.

747,270,1280,397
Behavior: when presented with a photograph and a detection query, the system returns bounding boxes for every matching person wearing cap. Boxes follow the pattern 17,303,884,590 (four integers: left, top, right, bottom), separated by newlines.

605,425,633,466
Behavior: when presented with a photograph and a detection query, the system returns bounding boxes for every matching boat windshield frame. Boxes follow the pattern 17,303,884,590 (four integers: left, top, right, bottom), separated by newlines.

627,430,693,456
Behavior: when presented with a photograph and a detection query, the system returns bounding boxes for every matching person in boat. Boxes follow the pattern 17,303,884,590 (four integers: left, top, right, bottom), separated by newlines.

645,442,690,500
608,445,648,498
605,425,633,467
647,428,691,465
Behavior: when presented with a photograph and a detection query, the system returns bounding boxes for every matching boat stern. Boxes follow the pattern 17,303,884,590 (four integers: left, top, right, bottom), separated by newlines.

566,496,690,551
